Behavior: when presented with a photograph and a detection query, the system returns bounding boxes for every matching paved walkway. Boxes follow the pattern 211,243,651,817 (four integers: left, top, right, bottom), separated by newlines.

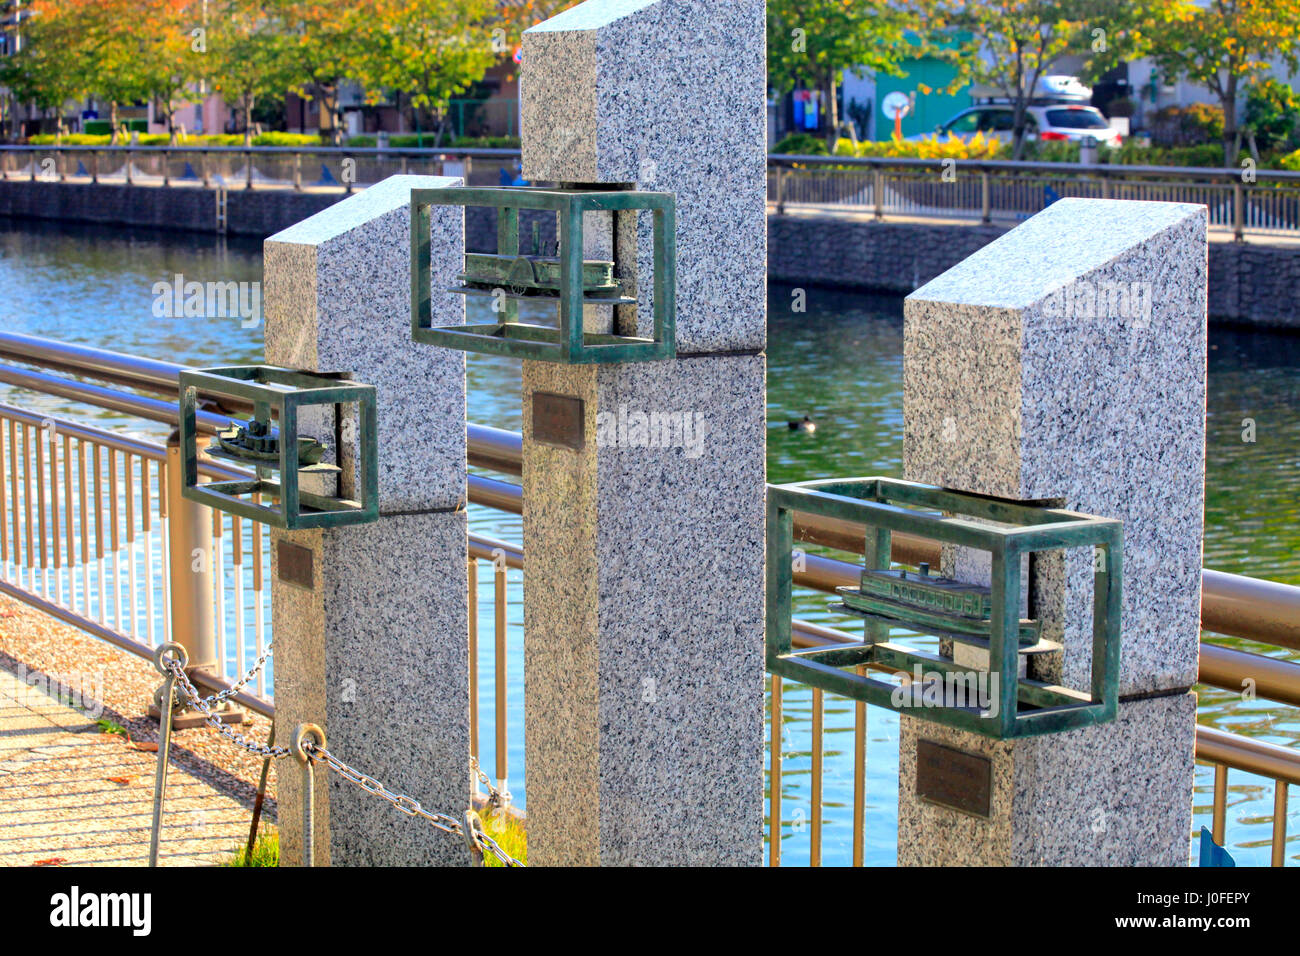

0,664,254,866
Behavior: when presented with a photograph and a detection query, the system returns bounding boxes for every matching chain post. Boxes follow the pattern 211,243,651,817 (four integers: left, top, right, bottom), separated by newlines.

293,723,326,867
148,642,188,867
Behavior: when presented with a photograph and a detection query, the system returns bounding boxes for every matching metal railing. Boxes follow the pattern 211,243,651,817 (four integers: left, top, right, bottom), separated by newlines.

768,154,1300,240
0,144,522,194
1,330,1298,864
6,145,1300,240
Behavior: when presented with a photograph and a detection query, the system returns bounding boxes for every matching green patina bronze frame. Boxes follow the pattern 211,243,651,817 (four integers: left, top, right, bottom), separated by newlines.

767,477,1122,739
410,186,676,364
178,366,378,530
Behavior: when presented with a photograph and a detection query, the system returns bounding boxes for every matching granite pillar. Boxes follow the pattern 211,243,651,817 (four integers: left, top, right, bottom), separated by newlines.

263,175,472,865
519,0,768,866
898,198,1208,865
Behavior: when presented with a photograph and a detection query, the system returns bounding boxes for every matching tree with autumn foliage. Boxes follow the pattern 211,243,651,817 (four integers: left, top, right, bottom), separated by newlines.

0,0,97,141
351,0,499,143
204,0,298,145
903,0,1125,160
767,0,915,148
1139,0,1300,165
276,0,368,145
131,0,208,142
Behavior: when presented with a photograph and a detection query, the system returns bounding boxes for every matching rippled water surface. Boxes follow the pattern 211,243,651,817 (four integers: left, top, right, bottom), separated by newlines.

1,219,1296,866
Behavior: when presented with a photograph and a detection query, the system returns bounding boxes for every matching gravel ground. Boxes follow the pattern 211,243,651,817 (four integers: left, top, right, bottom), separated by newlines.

0,593,278,838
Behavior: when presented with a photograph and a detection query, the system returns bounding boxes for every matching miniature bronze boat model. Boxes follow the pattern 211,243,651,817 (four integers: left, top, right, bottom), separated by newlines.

208,419,328,469
837,563,1040,644
458,252,621,297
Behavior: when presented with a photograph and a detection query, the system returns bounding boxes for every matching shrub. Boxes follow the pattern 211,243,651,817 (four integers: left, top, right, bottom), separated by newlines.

834,131,1007,161
451,135,521,149
250,131,323,147
1150,104,1224,147
772,132,827,155
1246,78,1300,153
1106,141,1237,168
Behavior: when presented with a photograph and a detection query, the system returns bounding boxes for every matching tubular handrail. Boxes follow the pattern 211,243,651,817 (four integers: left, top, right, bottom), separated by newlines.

766,151,1300,184
2,332,1299,652
0,144,522,160
3,145,1298,185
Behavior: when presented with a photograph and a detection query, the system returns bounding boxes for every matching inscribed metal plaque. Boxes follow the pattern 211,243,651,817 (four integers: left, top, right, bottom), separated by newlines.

532,392,585,451
277,540,315,591
916,739,992,818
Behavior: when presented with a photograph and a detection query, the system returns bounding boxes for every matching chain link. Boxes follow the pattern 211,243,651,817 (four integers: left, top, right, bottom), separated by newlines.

200,643,274,709
159,654,524,866
165,659,292,758
304,741,525,866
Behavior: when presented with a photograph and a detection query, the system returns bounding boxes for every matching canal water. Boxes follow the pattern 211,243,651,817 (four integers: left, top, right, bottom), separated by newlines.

1,219,1297,866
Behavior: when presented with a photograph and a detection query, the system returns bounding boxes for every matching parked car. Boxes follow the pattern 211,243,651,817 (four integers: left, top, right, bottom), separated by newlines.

913,104,1123,148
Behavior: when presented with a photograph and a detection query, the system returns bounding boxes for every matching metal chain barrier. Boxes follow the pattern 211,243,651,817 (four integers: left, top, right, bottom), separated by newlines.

199,642,275,710
149,643,524,867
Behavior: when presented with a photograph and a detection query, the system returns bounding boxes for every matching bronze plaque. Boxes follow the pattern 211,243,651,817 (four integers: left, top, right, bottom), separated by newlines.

532,392,585,451
277,540,315,591
916,739,992,818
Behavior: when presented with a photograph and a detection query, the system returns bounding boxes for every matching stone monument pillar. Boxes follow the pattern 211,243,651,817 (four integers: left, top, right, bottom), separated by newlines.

263,175,471,865
519,0,768,866
898,198,1208,865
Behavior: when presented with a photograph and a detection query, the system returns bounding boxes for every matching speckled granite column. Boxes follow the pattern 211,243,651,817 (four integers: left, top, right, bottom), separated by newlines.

898,198,1208,865
520,0,767,866
263,175,472,866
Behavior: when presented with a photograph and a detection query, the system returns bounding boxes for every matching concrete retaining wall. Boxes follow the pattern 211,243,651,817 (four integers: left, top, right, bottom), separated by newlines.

769,213,1300,328
2,180,1297,327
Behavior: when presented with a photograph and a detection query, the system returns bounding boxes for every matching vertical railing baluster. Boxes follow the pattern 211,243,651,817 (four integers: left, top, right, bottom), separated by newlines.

109,447,121,632
78,439,89,617
468,559,480,777
769,675,782,868
1213,763,1228,846
159,457,170,644
811,686,824,868
252,492,265,697
35,420,47,595
853,665,866,867
125,454,137,637
0,417,9,575
143,456,155,645
23,424,34,591
1273,781,1289,867
93,443,105,625
233,512,245,684
495,556,507,794
48,424,61,604
213,505,226,676
63,434,73,591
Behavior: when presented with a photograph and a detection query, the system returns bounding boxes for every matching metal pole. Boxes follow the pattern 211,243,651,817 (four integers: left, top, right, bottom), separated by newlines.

293,152,302,191
980,171,991,224
245,717,275,863
1233,179,1245,242
775,166,786,215
293,723,325,867
873,168,884,221
165,432,216,675
148,642,187,867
